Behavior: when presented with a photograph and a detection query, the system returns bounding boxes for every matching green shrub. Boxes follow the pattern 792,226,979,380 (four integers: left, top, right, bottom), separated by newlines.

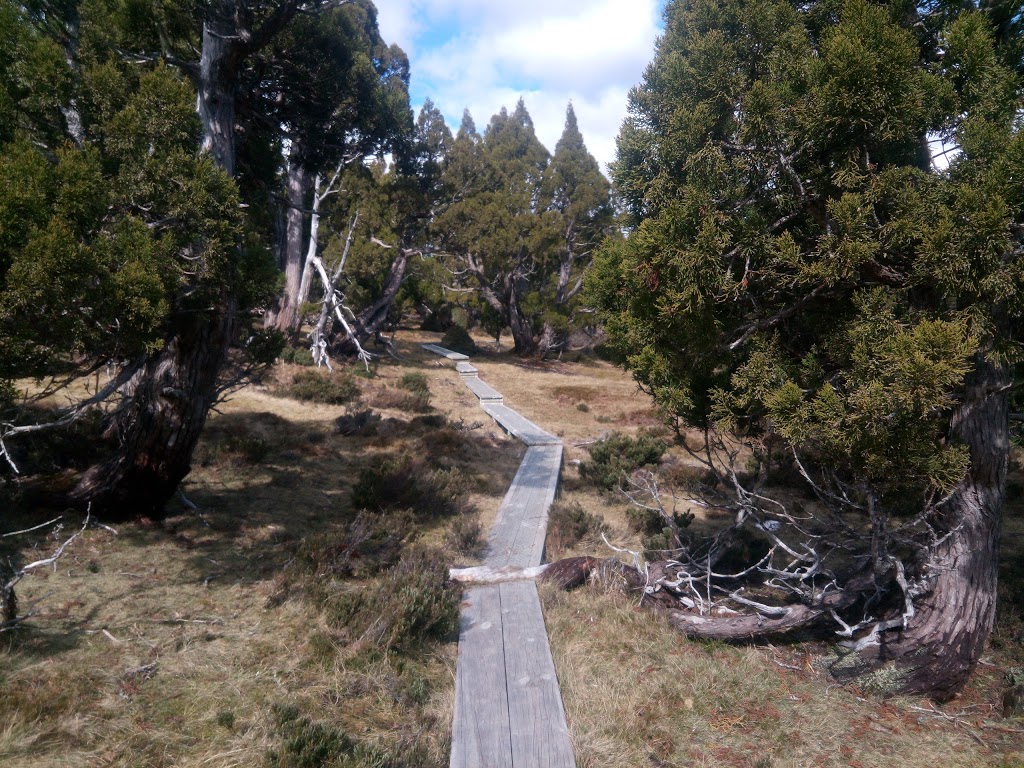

627,505,694,554
350,454,465,520
288,370,360,405
397,372,429,395
546,500,608,556
579,431,667,490
373,548,459,649
278,345,314,366
300,509,413,579
445,512,484,557
440,324,476,355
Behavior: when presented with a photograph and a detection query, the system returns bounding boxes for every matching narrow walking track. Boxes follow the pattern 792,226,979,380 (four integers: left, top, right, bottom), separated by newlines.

422,345,576,768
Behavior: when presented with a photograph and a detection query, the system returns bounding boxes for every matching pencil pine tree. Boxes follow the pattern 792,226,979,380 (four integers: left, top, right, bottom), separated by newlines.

590,0,1024,698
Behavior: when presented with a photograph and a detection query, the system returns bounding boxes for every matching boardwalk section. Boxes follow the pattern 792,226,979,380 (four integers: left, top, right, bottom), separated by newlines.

451,582,575,768
464,376,505,404
420,342,576,768
421,342,469,360
488,445,563,569
483,404,560,446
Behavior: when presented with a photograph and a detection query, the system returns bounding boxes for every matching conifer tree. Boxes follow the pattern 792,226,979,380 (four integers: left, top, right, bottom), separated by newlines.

590,0,1024,698
538,103,613,356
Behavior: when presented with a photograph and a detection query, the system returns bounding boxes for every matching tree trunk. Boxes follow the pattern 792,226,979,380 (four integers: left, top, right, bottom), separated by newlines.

832,357,1006,700
266,153,309,331
537,322,566,360
71,300,237,520
506,285,538,356
197,21,238,177
331,251,409,356
292,177,323,334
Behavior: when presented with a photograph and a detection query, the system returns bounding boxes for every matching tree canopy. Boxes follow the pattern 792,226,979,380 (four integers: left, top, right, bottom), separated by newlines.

589,0,1024,698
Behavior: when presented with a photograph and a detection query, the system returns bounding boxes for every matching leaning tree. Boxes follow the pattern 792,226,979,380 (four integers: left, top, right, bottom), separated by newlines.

589,0,1024,699
0,0,388,519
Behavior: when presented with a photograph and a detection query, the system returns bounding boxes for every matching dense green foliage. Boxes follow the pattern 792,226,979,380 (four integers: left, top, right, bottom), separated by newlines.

579,431,667,490
590,0,1023,511
0,3,266,399
436,102,614,355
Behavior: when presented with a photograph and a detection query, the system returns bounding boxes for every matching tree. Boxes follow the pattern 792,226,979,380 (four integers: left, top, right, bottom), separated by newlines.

0,0,376,520
589,0,1023,699
538,103,614,356
258,1,411,334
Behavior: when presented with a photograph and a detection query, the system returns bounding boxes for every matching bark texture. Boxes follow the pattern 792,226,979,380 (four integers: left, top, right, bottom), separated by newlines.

833,358,1006,700
71,301,237,519
266,153,309,331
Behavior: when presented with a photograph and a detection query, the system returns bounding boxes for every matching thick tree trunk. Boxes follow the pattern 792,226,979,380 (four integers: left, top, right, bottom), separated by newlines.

507,285,538,356
832,357,1006,700
71,301,237,520
197,21,238,177
266,153,309,331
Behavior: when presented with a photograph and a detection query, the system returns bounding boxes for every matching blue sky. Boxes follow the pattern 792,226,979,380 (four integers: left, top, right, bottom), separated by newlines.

372,0,668,174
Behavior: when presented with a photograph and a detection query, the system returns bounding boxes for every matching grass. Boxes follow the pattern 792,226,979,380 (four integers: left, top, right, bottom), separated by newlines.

1,326,1022,766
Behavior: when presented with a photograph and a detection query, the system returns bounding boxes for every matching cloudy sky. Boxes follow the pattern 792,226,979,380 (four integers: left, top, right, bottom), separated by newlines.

371,0,667,175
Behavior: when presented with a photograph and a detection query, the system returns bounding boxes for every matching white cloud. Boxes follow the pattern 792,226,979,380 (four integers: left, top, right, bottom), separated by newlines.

373,0,664,174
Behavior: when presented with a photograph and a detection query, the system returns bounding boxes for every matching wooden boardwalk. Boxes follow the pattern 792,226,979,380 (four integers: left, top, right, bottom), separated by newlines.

451,582,575,768
421,343,576,768
482,404,560,446
488,445,563,568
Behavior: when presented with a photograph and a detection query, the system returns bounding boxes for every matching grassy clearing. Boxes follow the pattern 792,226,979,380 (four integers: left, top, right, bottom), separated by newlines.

2,328,1023,766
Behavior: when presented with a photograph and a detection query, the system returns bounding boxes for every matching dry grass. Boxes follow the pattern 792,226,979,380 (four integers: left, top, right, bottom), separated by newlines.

3,329,1023,767
542,581,1009,768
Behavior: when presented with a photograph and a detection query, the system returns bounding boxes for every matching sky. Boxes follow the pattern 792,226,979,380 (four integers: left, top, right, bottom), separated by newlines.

371,0,668,175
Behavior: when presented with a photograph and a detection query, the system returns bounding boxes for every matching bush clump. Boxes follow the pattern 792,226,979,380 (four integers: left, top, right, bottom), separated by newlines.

440,324,476,355
300,509,413,579
445,512,484,557
288,369,360,405
350,453,465,520
626,505,694,554
374,548,460,649
579,431,667,490
546,500,608,557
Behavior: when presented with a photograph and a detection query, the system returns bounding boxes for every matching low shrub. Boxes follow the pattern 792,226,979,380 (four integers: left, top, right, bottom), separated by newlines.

397,372,429,395
278,345,315,366
373,548,460,649
300,510,412,579
368,377,431,413
445,512,484,558
350,454,465,520
288,370,360,405
334,408,382,437
440,324,476,355
579,431,667,490
626,505,694,554
546,500,608,557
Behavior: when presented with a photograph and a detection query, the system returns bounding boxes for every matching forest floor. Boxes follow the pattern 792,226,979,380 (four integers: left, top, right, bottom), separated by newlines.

1,328,1023,767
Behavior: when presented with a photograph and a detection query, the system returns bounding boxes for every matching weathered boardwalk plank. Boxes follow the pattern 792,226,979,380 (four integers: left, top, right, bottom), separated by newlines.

502,581,576,768
464,376,504,403
488,445,563,568
482,403,560,446
421,343,470,361
445,360,575,768
450,586,513,768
